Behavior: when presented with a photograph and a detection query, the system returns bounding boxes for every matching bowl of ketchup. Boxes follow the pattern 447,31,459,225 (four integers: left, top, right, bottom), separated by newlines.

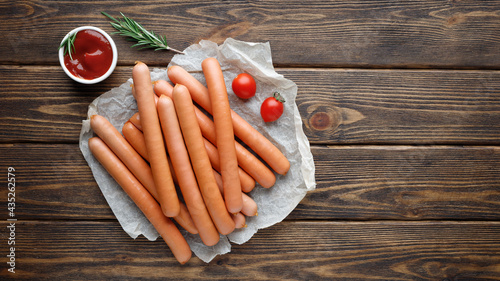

59,26,117,84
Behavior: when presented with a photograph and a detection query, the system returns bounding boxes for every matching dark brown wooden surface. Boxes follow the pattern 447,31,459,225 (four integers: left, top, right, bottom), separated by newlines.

1,0,500,280
2,66,500,144
1,220,500,280
2,1,500,68
1,143,499,221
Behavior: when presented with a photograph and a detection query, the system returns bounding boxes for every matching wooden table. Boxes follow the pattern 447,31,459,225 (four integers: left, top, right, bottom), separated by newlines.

1,1,500,280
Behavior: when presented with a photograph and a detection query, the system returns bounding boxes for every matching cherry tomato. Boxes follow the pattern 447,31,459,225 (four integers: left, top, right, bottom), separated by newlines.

232,73,256,99
260,92,285,122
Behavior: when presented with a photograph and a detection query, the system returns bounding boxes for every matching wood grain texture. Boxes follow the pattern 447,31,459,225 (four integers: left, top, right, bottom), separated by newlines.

2,144,499,221
2,0,500,278
289,69,500,145
0,65,130,143
1,1,500,68
1,66,500,144
292,145,500,220
0,220,499,280
0,144,113,220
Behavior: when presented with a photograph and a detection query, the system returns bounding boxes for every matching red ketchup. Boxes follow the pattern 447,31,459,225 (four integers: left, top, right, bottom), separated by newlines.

64,29,113,80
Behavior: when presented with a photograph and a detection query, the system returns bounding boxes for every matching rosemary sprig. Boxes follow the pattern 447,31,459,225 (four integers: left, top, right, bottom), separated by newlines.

101,12,184,54
59,31,77,60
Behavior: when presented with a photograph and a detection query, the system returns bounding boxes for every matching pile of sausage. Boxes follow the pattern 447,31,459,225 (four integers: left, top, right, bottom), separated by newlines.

89,58,290,264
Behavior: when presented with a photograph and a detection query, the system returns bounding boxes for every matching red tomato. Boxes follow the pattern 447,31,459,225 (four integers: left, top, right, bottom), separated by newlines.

261,92,285,122
232,73,256,99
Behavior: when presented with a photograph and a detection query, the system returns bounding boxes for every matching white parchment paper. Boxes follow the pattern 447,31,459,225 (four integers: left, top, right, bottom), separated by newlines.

79,38,316,263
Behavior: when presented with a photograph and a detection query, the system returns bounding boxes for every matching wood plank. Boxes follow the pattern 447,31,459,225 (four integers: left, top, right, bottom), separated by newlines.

2,65,500,144
0,144,113,220
1,1,500,68
2,144,499,221
288,68,500,145
0,220,499,280
0,65,130,143
291,145,500,220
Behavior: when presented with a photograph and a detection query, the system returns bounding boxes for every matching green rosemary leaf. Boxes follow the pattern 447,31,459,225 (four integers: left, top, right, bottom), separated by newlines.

131,42,149,48
109,22,122,30
101,11,184,54
102,12,116,23
59,31,78,60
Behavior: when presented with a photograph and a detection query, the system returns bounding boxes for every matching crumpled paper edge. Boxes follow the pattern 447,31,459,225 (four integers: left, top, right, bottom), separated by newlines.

80,38,316,263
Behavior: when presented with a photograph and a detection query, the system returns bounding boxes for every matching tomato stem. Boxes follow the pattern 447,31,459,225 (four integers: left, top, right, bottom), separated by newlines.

273,92,285,103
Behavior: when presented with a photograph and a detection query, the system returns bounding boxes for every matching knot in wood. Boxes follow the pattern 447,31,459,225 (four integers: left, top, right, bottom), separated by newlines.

310,111,335,131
